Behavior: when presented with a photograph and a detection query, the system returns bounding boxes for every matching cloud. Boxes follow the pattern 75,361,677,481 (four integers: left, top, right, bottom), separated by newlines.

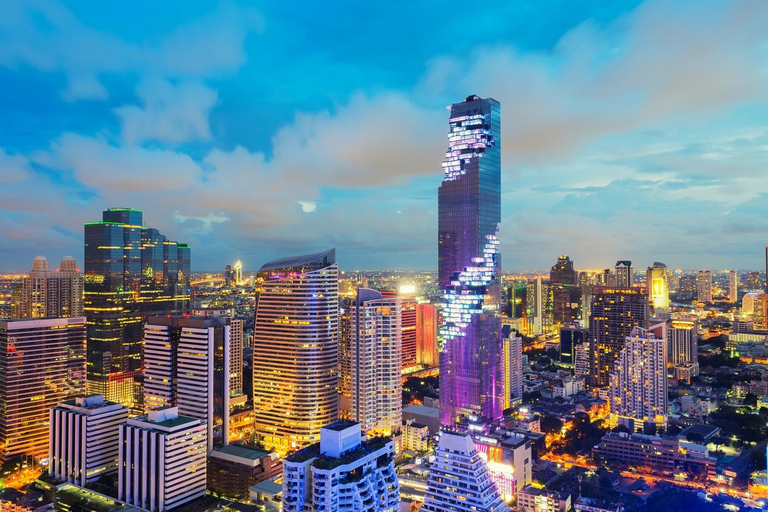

115,78,218,144
298,201,316,213
0,148,32,182
0,1,263,100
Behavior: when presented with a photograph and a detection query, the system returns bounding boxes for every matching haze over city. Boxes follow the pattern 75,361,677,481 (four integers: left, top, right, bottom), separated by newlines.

2,0,768,271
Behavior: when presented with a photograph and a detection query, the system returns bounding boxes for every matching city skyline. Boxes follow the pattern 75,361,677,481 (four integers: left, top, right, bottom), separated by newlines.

2,1,768,271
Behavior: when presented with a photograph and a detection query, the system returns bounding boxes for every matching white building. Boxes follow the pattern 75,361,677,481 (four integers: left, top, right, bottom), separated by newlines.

282,421,399,511
49,395,128,486
421,432,508,512
144,315,233,452
348,289,402,436
553,377,584,398
609,323,668,431
574,342,591,380
401,419,430,453
118,407,207,512
518,485,571,512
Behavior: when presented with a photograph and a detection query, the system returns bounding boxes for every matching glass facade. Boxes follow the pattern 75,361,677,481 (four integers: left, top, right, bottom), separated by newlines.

84,208,190,408
438,95,505,424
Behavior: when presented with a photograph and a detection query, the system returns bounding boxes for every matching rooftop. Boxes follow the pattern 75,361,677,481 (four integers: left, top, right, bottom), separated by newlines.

212,444,269,460
259,248,335,273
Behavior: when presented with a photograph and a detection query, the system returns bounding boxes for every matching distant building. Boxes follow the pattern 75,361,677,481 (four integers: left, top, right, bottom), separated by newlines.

416,303,438,367
282,421,399,511
224,264,235,287
207,444,282,501
0,317,86,463
518,485,571,512
11,255,83,319
747,270,761,291
670,316,698,366
615,261,633,287
696,270,713,303
421,432,508,512
400,295,418,369
560,324,588,366
609,323,668,431
49,395,128,486
674,362,700,384
551,256,581,325
508,330,524,401
253,249,338,451
646,262,670,310
234,260,243,283
118,407,207,512
729,270,738,302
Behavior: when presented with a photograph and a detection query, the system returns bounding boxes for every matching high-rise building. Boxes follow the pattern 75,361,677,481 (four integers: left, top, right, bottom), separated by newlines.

508,330,523,401
416,303,438,367
234,260,243,284
696,270,713,303
338,296,353,420
609,323,668,432
344,288,402,436
669,316,698,366
551,255,581,325
49,395,129,486
729,270,738,303
282,421,399,512
438,95,505,425
253,249,338,451
747,271,761,291
646,262,670,310
84,208,190,408
0,317,86,463
421,432,508,512
143,315,233,452
560,324,588,366
12,256,84,319
207,444,282,502
588,287,648,387
118,407,207,512
400,296,417,370
224,264,234,287
615,261,633,287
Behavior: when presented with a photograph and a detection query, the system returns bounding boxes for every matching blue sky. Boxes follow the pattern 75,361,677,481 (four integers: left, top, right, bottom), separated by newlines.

1,0,768,272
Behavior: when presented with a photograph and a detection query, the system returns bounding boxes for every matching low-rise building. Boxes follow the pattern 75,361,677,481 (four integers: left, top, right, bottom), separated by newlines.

674,362,700,384
207,444,282,501
401,419,430,453
473,428,533,499
517,485,571,512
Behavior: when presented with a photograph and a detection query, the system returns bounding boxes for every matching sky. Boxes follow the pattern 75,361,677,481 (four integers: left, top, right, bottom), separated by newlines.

1,0,768,272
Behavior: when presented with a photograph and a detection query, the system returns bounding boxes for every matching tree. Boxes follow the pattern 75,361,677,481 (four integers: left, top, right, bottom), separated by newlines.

541,415,564,435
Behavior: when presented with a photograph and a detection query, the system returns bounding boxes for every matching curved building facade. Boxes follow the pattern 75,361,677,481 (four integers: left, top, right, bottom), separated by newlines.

438,95,506,425
253,249,339,451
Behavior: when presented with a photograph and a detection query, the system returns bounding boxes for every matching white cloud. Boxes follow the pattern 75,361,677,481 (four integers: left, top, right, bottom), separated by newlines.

0,148,32,182
298,201,316,213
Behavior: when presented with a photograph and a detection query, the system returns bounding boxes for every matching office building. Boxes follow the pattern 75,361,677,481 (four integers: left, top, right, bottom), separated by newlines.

729,270,738,302
343,288,402,436
696,270,713,303
646,262,670,310
609,323,668,432
144,315,234,452
574,342,591,380
551,255,581,325
118,407,207,512
400,295,417,369
416,303,438,367
670,316,698,366
253,249,338,451
473,429,533,499
190,308,244,400
747,271,761,291
509,329,523,401
207,444,282,501
282,421,399,512
421,432,508,512
615,261,633,287
49,395,129,486
588,287,648,387
438,95,506,425
0,317,86,463
338,296,353,420
224,264,235,287
518,486,571,512
84,208,190,408
11,256,83,319
234,260,243,284
560,324,588,366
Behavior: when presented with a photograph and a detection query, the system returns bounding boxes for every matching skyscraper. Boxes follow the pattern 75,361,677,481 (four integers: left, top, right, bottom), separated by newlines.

615,261,633,287
508,329,523,401
252,249,338,451
12,255,84,319
551,255,581,325
669,316,698,366
609,323,668,432
696,270,713,303
588,287,649,387
0,317,86,463
646,262,670,310
421,432,509,512
416,303,438,367
400,296,418,369
729,270,738,302
144,315,233,452
84,208,190,408
344,288,402,436
438,95,504,425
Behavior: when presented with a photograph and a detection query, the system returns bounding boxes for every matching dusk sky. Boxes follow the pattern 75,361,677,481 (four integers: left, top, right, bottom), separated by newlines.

2,0,768,272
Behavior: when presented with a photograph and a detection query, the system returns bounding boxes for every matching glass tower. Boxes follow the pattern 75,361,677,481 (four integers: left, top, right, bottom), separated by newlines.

438,95,505,425
84,208,190,408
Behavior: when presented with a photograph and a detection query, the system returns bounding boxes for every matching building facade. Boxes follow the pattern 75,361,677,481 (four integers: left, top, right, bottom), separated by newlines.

646,262,670,311
253,249,339,451
615,261,633,287
729,270,738,303
551,255,581,325
415,303,438,367
696,270,713,303
282,421,399,512
11,256,83,319
421,432,508,512
49,395,128,486
118,407,207,512
84,208,190,408
207,445,282,501
670,316,698,366
0,317,86,463
438,95,506,425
